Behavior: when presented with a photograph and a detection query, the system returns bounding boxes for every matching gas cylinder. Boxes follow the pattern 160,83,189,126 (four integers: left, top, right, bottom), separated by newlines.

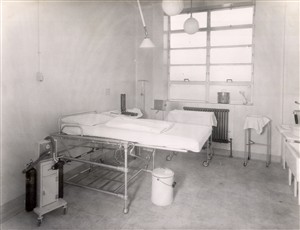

57,160,64,198
25,168,37,211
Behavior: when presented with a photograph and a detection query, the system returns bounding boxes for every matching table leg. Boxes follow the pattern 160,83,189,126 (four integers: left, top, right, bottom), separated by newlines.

298,181,300,205
289,169,292,186
248,129,251,160
282,137,286,169
294,177,297,197
244,129,248,166
266,123,271,167
123,145,129,214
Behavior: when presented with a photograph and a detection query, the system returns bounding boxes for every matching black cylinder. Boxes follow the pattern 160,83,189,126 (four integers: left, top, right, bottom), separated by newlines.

25,168,37,212
121,94,126,113
57,160,64,198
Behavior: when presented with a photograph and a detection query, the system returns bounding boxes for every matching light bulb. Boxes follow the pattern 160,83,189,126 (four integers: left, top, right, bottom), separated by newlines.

162,0,184,16
184,17,199,34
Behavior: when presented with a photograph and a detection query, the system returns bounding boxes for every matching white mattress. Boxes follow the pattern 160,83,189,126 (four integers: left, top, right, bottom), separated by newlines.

61,115,212,152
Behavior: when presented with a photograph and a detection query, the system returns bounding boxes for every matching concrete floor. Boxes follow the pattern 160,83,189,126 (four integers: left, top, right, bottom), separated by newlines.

2,150,300,230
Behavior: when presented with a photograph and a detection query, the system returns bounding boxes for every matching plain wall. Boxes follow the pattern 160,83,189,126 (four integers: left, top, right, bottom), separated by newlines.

1,0,138,206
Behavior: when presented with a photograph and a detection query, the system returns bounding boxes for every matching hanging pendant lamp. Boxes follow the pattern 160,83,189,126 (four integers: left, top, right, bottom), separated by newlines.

184,0,199,34
137,0,155,48
162,0,184,16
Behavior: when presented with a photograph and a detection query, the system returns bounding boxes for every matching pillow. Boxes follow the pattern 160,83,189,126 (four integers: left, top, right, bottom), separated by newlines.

61,113,113,126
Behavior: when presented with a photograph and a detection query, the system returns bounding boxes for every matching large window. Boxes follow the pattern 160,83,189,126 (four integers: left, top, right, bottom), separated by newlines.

168,5,254,104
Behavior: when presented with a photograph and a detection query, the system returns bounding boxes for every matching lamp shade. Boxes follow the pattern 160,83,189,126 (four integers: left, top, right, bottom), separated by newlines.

162,0,184,16
184,17,199,34
140,37,155,48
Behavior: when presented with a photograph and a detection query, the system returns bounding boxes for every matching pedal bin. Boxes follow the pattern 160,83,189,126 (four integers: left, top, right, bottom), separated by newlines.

151,168,175,206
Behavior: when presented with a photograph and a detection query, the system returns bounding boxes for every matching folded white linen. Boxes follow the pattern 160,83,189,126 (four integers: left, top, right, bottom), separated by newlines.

105,117,174,133
166,110,217,127
243,115,270,135
62,113,113,126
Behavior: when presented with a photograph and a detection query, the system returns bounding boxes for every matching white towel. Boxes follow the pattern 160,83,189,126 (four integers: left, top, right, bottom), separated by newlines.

243,115,270,135
105,117,174,134
166,110,217,127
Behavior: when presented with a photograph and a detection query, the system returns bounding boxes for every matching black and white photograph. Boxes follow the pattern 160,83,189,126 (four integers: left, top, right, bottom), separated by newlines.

0,0,299,229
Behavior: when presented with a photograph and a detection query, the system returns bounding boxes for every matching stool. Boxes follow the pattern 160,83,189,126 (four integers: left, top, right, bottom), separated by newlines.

243,115,271,167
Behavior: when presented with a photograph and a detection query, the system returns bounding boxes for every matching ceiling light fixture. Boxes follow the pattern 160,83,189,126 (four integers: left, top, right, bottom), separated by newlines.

137,0,155,48
162,0,184,16
184,0,199,34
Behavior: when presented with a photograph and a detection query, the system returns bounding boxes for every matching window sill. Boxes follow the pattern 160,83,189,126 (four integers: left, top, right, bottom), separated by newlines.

167,99,253,106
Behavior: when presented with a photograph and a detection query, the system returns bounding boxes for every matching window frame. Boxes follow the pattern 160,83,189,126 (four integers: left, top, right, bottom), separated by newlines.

167,3,255,105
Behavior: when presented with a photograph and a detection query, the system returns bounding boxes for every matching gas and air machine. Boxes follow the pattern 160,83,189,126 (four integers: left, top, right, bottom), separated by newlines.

23,136,67,226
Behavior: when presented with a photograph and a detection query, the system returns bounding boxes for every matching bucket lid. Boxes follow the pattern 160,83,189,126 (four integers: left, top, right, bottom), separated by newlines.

152,168,174,178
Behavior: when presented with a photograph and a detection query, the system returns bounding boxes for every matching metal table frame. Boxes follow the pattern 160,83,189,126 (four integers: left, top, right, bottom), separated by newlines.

243,121,271,167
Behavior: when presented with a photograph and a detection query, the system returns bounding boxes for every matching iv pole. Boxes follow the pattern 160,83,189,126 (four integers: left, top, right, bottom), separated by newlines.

138,80,148,113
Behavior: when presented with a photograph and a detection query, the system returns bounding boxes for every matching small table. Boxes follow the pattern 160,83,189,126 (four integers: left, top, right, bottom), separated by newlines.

243,115,271,167
276,124,300,169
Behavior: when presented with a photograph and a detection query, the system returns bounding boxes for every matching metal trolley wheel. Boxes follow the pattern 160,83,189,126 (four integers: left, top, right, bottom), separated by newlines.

37,217,43,227
63,207,67,215
123,208,129,214
202,161,209,167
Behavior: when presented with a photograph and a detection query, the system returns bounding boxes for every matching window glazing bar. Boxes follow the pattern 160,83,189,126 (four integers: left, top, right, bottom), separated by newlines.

210,45,252,49
181,2,254,14
210,63,252,66
170,47,207,50
170,64,207,66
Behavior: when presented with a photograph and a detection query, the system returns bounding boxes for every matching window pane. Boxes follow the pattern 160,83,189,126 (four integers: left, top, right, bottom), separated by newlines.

209,85,251,104
210,47,252,64
170,49,206,64
170,32,207,48
210,65,252,81
170,66,206,81
171,12,207,30
169,84,206,101
211,29,253,46
211,7,253,27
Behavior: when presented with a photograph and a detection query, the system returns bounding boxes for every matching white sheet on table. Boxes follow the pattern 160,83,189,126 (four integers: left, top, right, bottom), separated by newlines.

243,115,270,135
62,122,212,152
105,117,174,134
166,110,217,127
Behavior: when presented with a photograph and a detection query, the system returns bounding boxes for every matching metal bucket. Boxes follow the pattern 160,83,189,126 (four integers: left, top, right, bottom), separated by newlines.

218,92,230,104
151,168,175,206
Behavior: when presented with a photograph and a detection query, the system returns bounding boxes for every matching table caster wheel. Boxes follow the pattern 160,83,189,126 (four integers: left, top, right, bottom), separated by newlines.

266,162,270,167
243,162,247,167
123,208,129,214
37,218,42,227
202,161,209,167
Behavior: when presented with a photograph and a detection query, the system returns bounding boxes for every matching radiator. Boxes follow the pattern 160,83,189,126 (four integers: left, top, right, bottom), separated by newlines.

183,107,232,156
